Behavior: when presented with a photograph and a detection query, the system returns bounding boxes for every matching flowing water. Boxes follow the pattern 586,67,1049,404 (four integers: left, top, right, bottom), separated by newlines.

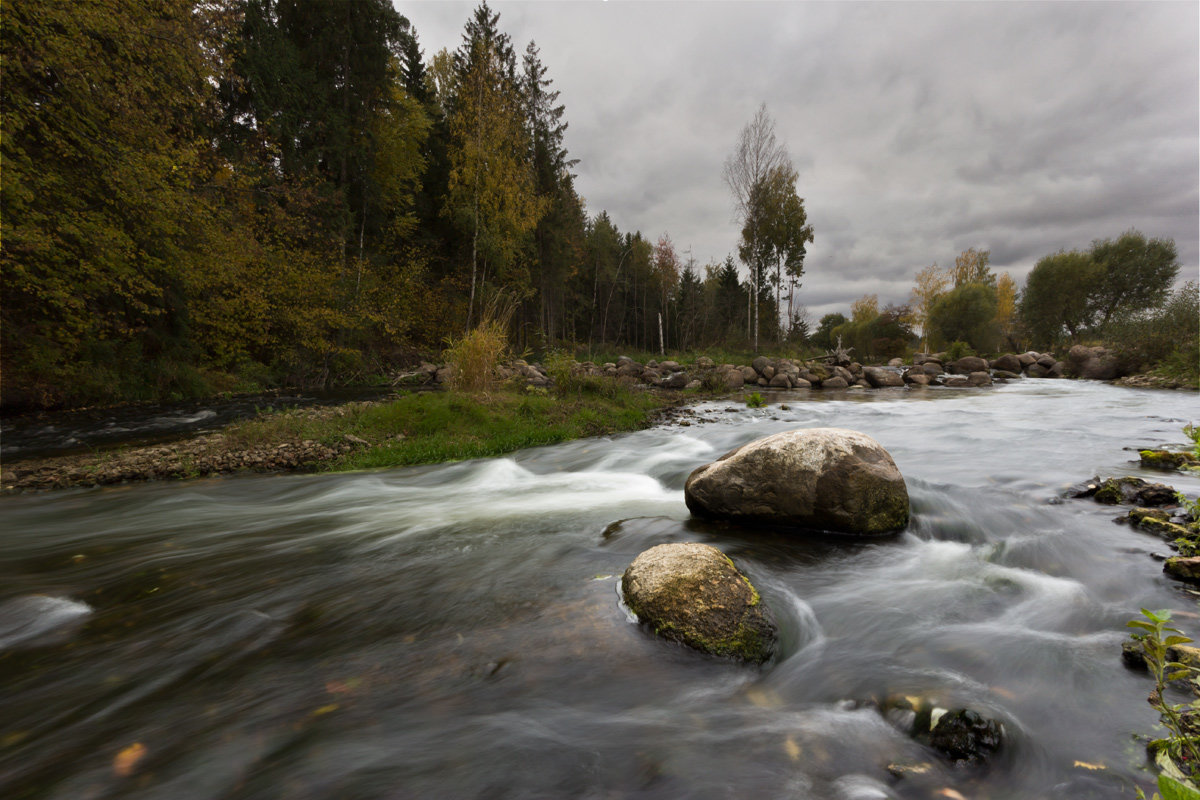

2,380,1198,799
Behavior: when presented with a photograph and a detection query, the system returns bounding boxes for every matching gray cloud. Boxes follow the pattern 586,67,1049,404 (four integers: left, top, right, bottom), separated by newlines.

400,1,1198,313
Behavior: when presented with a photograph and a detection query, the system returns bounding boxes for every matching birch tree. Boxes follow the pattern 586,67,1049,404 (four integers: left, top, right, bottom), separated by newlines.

724,104,790,351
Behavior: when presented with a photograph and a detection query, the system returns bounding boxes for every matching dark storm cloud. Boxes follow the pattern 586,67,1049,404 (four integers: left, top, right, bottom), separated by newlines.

400,1,1198,316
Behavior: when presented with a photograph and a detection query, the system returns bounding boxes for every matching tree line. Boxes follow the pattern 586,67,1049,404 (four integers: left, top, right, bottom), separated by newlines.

4,1,1190,410
3,0,815,410
812,233,1193,380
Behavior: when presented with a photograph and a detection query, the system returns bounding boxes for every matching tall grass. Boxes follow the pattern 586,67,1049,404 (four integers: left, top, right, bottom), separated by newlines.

442,293,517,394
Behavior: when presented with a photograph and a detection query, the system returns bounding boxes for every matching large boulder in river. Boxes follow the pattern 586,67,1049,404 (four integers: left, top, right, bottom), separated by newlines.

621,543,775,662
684,428,910,535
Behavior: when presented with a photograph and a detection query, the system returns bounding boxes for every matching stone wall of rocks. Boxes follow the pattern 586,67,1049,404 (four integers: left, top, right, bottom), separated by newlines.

411,349,1069,392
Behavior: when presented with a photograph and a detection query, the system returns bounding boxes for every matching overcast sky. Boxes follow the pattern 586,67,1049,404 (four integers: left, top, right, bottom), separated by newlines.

400,1,1199,318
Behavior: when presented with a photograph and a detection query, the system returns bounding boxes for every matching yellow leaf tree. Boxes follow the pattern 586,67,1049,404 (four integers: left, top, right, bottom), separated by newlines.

950,247,994,287
994,272,1018,350
909,263,949,352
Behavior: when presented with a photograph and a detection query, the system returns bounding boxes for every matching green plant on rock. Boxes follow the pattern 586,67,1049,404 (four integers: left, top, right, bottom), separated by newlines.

542,348,575,387
1128,609,1200,795
745,391,766,408
1178,493,1200,525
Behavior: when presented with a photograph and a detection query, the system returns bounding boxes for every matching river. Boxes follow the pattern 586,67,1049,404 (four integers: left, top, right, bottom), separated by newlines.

2,380,1197,799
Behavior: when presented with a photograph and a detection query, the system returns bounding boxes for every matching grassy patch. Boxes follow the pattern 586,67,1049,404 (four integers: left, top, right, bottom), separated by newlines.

225,384,672,472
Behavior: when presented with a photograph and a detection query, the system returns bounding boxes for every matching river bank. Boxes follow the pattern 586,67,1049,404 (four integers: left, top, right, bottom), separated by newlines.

0,386,689,493
3,346,1192,493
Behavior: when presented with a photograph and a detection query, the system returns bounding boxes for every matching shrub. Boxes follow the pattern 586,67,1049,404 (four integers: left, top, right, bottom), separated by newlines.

944,341,976,361
442,294,516,394
745,391,765,408
700,370,728,393
1104,282,1198,386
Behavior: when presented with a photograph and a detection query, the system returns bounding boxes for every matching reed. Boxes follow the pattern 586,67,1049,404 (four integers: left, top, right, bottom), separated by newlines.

443,293,517,394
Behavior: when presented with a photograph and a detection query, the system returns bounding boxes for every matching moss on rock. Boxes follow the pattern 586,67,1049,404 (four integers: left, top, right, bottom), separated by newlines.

622,543,776,663
1140,450,1199,471
1164,556,1200,583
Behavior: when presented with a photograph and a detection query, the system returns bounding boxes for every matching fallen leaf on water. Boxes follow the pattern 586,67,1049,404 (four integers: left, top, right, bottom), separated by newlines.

2,731,29,748
744,688,782,709
935,790,967,800
887,762,933,777
113,742,147,777
1073,760,1106,771
310,704,339,717
325,678,362,695
783,736,801,761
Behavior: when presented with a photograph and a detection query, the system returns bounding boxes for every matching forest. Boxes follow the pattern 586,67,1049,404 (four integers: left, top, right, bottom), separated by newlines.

2,0,1195,411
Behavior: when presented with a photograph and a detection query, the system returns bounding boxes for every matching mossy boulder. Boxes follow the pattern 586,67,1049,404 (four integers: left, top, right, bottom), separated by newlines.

685,428,909,536
1140,449,1200,471
1164,556,1200,583
1074,476,1179,507
1129,508,1196,544
621,543,775,662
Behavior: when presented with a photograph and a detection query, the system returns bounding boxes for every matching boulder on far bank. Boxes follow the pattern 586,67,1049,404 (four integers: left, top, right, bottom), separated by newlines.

621,542,776,662
967,371,993,387
990,353,1022,373
684,428,910,535
951,356,989,374
1067,345,1122,380
864,366,904,388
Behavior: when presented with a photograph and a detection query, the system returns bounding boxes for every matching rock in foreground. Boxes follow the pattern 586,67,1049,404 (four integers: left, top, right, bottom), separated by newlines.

685,428,909,535
621,543,775,662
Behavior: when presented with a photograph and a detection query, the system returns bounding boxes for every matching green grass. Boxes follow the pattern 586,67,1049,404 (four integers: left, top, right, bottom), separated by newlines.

225,383,673,472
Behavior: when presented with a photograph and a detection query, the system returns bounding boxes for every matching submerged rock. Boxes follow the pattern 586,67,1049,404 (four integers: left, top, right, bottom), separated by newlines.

927,709,1004,763
684,428,909,535
878,695,1005,764
621,543,775,662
